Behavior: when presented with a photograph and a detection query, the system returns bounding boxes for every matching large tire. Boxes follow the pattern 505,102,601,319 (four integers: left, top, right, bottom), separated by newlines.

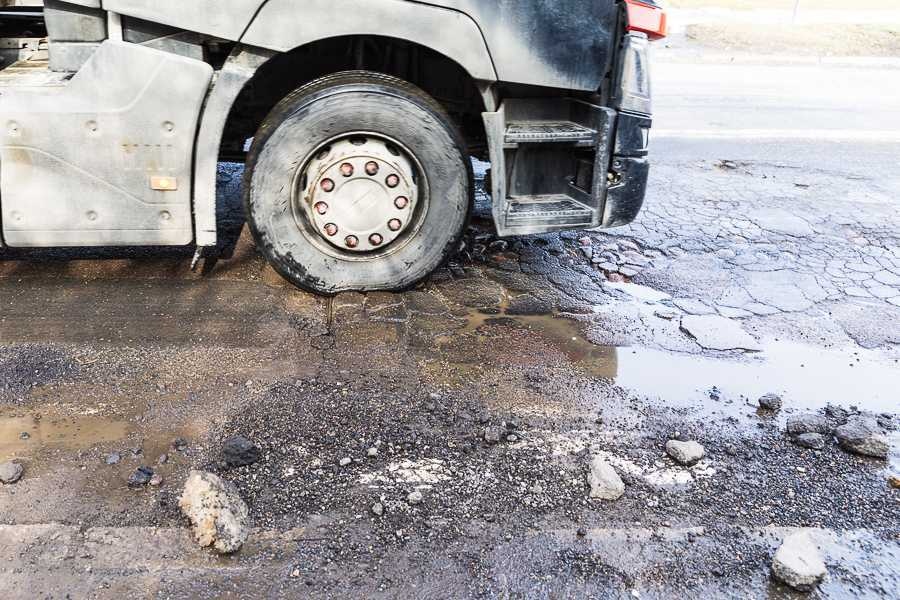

244,71,473,294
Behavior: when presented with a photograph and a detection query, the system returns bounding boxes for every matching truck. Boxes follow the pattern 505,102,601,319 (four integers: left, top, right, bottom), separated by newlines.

0,0,666,294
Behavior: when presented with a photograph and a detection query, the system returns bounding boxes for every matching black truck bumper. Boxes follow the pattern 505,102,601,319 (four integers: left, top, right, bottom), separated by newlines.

601,32,653,228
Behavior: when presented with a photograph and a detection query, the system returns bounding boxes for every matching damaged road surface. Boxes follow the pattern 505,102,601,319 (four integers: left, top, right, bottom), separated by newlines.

2,59,900,598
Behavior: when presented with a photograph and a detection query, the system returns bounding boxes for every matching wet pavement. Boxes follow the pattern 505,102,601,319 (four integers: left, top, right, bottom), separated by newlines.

2,57,900,598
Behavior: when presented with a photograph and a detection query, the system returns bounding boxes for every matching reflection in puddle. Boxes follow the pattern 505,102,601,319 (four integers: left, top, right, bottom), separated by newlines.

0,412,129,461
457,311,619,378
456,309,899,416
615,341,899,416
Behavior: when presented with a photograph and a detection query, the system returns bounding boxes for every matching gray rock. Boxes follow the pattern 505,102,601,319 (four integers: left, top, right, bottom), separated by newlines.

834,418,889,459
222,435,261,468
149,474,164,487
484,427,502,444
771,532,827,591
372,502,384,516
580,246,594,260
0,461,24,484
665,440,705,466
339,457,352,467
786,414,829,436
179,470,250,554
680,314,761,351
407,490,424,505
105,452,121,465
793,433,826,450
366,447,379,458
586,456,625,500
127,466,154,487
758,393,783,411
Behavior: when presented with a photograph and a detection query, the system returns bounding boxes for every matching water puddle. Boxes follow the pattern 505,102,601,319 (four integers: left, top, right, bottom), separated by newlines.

0,412,129,461
454,309,900,416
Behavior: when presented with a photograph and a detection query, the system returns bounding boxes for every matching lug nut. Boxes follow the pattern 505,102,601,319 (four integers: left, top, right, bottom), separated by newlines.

324,223,338,236
394,196,409,209
320,178,335,192
388,219,402,231
365,161,379,176
314,202,329,215
386,174,400,188
369,233,384,246
340,163,354,177
345,235,359,248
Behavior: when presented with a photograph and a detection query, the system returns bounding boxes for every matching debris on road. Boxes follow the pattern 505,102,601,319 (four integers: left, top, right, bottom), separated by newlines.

127,466,154,488
484,426,503,444
771,532,828,592
587,455,625,500
758,393,783,411
680,314,761,351
834,418,890,459
786,414,830,436
792,433,826,451
222,435,261,468
665,440,706,466
179,470,250,554
0,461,24,484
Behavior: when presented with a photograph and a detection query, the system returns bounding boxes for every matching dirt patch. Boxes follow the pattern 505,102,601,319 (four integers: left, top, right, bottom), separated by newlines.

686,23,900,56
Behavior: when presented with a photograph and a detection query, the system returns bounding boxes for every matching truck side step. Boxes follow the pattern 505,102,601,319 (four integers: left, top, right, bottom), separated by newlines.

504,121,597,147
506,195,595,225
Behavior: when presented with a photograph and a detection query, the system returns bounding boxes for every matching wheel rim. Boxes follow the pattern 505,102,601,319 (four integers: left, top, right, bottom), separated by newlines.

295,134,421,256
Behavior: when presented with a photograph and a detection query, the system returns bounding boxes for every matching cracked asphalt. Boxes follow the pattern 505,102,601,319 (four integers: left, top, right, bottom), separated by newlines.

1,54,899,598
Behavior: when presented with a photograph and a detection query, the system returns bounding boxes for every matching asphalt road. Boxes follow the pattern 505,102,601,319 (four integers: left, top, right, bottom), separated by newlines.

652,56,900,175
1,54,898,599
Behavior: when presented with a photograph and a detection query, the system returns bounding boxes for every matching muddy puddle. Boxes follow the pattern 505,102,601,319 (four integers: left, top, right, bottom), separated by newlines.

0,412,129,462
451,309,900,416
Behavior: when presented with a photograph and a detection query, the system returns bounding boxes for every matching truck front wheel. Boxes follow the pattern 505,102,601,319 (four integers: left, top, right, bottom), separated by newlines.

244,71,472,294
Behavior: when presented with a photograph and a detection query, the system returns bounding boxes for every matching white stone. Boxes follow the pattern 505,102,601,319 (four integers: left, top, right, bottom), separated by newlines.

666,440,706,466
587,456,625,500
771,532,827,591
179,470,250,554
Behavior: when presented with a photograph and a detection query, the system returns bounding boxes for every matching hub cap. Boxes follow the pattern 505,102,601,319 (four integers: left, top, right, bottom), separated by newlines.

301,136,418,253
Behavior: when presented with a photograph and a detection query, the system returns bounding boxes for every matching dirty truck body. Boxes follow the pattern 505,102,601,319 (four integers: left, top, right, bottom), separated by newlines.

0,0,666,293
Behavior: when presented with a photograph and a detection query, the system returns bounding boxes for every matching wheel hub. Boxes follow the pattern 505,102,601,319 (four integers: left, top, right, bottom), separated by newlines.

302,136,418,253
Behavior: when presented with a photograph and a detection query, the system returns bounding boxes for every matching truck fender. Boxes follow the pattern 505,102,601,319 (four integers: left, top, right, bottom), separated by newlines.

193,1,498,247
241,0,497,82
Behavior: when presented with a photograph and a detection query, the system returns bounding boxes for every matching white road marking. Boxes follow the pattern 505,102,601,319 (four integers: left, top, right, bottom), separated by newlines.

652,128,900,142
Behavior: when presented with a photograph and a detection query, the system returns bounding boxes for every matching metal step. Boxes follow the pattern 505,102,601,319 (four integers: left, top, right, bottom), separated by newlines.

505,195,595,229
504,120,597,147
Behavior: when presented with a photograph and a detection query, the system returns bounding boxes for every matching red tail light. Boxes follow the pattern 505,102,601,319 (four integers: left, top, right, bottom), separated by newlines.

624,0,668,40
